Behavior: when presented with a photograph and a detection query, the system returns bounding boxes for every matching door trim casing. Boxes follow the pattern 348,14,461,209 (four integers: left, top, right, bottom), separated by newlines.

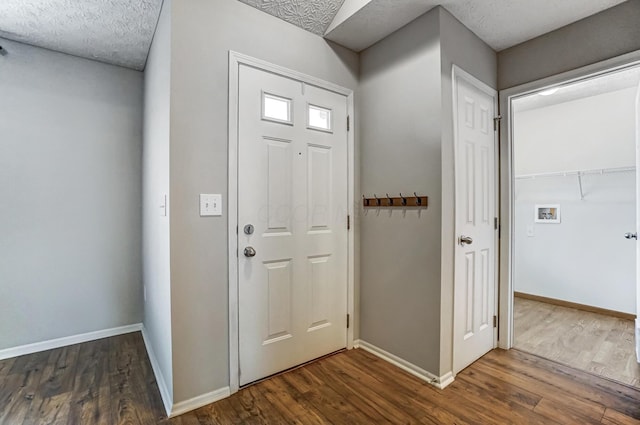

498,50,640,350
451,65,499,374
227,51,356,394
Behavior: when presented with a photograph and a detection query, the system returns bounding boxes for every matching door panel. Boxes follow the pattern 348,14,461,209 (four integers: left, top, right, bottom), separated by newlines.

454,71,497,373
308,145,332,230
636,80,640,363
238,65,348,386
264,259,292,342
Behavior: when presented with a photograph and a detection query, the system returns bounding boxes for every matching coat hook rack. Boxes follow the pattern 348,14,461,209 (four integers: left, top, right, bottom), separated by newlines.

362,193,428,208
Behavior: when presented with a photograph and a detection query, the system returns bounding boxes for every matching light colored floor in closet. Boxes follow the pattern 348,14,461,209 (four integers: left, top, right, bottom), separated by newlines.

514,296,640,388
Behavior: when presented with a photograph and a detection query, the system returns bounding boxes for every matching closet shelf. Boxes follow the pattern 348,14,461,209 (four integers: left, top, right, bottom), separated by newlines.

515,166,636,180
515,166,636,200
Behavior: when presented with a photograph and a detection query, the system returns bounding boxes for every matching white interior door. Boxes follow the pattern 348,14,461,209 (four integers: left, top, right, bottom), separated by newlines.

237,64,349,386
453,67,498,374
635,79,640,363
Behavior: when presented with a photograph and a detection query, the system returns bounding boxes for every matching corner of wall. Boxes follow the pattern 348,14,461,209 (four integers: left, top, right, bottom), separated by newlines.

141,325,173,415
355,339,454,389
437,7,498,376
142,0,174,412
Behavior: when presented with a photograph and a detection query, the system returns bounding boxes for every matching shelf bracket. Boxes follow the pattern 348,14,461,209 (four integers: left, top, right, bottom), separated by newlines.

577,172,584,200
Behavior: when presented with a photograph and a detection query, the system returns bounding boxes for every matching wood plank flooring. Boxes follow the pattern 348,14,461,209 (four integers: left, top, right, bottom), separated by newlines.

0,332,166,425
514,296,640,388
1,331,640,424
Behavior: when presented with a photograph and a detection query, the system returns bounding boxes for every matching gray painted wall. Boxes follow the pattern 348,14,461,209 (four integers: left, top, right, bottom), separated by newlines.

514,175,636,314
498,0,640,89
169,0,359,403
438,7,497,376
358,6,496,377
0,38,143,350
143,0,173,402
359,9,443,374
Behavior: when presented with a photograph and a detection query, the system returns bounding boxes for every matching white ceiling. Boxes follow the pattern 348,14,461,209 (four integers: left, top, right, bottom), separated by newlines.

0,0,629,71
0,0,163,70
324,0,629,52
513,65,640,112
442,0,628,52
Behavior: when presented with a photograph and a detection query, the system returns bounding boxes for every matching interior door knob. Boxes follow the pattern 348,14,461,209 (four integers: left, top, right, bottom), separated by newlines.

624,232,637,240
458,235,473,246
244,246,256,257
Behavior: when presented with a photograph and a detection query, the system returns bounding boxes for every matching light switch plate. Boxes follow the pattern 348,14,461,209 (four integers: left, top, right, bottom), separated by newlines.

200,194,222,216
527,225,535,237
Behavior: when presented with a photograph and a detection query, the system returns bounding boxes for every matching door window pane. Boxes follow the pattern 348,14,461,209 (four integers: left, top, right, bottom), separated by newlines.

308,104,332,132
263,93,292,124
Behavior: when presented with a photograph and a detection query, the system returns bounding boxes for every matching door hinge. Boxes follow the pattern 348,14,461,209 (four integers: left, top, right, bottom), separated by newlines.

494,217,498,230
347,215,351,230
493,315,497,328
347,115,350,131
493,115,502,131
347,314,350,329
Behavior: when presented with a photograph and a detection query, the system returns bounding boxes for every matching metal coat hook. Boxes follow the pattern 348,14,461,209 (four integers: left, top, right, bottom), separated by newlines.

362,193,428,208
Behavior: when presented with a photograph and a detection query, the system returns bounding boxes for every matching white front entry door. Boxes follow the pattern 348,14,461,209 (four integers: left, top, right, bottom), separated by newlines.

635,79,640,363
453,67,498,374
237,64,349,386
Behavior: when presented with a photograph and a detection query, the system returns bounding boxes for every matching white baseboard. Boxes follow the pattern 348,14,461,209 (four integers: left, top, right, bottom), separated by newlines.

636,318,640,363
354,339,454,389
0,323,142,361
141,326,173,417
170,387,231,418
140,326,229,417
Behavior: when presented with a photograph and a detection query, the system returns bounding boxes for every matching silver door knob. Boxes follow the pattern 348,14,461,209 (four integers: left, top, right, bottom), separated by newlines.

624,232,637,240
459,235,473,246
244,246,256,257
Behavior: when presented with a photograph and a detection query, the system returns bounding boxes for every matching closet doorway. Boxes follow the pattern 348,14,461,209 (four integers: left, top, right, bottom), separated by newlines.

510,65,640,387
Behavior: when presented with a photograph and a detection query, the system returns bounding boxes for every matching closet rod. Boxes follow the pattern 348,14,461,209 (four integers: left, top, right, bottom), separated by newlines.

515,166,636,180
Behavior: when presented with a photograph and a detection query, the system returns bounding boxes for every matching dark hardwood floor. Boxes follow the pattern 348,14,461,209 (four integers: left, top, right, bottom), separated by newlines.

1,332,640,424
0,332,166,425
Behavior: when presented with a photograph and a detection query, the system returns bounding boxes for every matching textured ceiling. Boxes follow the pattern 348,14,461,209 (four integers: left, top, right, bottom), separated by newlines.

443,0,628,51
324,0,628,52
0,0,630,71
238,0,346,35
0,0,163,70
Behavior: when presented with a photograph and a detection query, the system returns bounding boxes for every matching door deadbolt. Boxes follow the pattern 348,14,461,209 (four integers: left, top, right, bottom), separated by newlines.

244,224,254,235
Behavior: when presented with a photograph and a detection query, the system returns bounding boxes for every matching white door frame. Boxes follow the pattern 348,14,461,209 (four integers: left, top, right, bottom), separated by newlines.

451,65,499,373
497,50,640,349
227,51,356,394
